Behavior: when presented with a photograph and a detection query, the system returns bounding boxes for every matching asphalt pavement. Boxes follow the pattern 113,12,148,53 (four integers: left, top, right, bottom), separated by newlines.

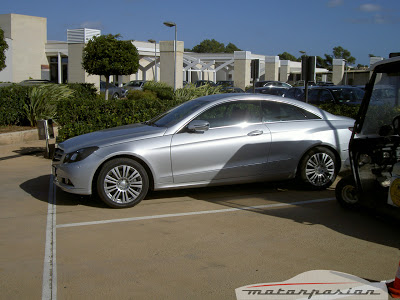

1,139,399,299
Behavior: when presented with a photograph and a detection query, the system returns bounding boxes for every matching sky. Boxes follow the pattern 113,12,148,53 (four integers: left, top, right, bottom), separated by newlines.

2,0,400,66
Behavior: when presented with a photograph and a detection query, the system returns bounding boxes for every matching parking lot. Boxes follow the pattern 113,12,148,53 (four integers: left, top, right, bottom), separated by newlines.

1,140,399,299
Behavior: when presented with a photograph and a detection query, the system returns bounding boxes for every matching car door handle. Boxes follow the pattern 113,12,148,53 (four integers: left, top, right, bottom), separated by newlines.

247,130,263,136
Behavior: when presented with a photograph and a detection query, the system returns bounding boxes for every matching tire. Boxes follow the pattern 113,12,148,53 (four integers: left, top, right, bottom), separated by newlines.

112,93,119,99
96,158,149,208
335,176,360,210
298,147,338,190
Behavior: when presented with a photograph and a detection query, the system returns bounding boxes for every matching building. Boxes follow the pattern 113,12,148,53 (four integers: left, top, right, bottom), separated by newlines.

0,13,381,91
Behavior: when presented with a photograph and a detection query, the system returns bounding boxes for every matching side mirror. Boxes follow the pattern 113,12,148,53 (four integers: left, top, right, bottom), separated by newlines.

187,120,210,133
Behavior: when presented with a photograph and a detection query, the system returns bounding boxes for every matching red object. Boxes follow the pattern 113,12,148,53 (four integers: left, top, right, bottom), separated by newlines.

387,260,400,298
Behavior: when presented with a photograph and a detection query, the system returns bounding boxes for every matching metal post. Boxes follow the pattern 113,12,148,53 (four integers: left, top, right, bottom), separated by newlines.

174,25,177,92
154,42,158,82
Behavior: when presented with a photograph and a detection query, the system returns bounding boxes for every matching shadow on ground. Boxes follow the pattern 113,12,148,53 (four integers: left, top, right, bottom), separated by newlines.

21,174,400,251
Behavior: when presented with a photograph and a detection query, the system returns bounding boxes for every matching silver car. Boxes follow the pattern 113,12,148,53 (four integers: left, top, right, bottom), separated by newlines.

52,94,354,208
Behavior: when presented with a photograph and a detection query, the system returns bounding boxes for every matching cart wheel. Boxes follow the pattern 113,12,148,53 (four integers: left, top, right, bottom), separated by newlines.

335,176,360,210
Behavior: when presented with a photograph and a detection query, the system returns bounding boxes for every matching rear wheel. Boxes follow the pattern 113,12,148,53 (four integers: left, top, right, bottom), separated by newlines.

298,147,337,190
96,158,149,208
335,176,360,210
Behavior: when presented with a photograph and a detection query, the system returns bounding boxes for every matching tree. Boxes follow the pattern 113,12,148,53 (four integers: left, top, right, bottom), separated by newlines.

332,46,356,65
278,52,299,61
225,42,241,53
0,28,9,72
192,39,225,53
82,34,139,99
191,39,242,53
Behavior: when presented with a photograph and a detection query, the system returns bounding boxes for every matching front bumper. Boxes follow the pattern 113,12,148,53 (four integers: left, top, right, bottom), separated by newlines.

52,153,101,195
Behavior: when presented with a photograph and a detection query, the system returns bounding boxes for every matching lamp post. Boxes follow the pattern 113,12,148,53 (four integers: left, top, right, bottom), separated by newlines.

148,39,157,82
163,21,177,91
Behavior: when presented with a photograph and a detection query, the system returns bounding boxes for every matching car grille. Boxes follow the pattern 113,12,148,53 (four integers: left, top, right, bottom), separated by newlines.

53,148,64,162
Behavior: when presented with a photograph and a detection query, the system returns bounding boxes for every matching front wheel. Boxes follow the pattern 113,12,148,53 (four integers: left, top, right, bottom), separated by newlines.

96,158,149,208
298,147,338,190
335,176,360,210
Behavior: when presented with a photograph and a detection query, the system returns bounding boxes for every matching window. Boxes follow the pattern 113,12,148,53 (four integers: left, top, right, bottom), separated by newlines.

194,101,262,128
319,90,334,103
261,101,320,122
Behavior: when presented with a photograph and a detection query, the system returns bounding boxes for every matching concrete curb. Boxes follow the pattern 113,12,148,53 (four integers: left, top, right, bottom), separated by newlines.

0,129,39,146
0,127,59,146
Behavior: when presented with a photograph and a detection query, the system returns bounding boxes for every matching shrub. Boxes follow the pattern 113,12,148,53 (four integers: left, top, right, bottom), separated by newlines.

143,81,174,100
174,83,222,102
0,84,30,126
24,84,75,126
126,89,158,101
317,103,360,120
65,83,97,100
56,97,185,141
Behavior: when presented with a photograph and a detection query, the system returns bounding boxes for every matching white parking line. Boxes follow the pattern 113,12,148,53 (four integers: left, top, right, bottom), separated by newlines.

42,175,57,300
57,197,335,229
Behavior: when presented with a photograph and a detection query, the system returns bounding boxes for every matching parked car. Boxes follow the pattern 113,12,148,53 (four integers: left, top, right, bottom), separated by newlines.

194,80,217,87
220,86,244,93
100,81,128,99
19,79,52,85
123,80,146,90
284,86,365,105
52,93,353,208
216,80,234,87
247,86,288,96
255,81,292,88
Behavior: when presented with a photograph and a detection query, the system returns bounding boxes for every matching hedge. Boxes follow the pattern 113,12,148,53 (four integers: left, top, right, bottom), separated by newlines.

0,85,31,126
0,83,97,127
56,97,184,141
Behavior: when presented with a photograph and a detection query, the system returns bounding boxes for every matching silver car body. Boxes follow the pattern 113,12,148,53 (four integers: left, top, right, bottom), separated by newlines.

52,94,354,195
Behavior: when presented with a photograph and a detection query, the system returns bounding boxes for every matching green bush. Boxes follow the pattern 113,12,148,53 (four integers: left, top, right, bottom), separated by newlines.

143,81,174,100
0,85,30,126
174,83,222,102
65,83,97,100
24,84,75,126
0,83,97,127
126,89,159,101
56,97,186,141
317,103,360,120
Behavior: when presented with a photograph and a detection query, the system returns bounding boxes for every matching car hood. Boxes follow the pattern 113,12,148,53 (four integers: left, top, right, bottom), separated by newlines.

59,123,167,153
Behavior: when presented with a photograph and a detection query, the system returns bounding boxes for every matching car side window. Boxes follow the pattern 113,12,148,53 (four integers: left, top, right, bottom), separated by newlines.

320,90,334,103
308,89,321,104
194,101,262,128
261,101,320,122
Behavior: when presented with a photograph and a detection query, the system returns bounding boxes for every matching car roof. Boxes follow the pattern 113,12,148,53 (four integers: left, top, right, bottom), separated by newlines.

193,93,337,119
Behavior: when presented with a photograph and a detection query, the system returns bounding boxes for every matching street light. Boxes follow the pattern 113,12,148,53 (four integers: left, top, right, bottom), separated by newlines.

163,21,177,91
148,39,157,82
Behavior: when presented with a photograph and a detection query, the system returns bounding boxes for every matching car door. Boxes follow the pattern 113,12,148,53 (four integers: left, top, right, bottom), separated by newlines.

261,101,323,177
170,100,271,184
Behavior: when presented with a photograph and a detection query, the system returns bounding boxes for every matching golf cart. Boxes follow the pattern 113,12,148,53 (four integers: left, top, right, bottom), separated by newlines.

335,55,400,218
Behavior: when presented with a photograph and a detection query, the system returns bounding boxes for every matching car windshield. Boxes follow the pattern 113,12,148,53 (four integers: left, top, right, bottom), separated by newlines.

147,99,210,128
330,88,364,103
360,61,400,135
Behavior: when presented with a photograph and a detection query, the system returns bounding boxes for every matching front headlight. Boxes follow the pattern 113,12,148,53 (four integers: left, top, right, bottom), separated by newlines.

64,146,99,163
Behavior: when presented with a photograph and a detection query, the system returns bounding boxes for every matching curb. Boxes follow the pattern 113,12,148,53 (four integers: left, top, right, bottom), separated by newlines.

0,127,59,146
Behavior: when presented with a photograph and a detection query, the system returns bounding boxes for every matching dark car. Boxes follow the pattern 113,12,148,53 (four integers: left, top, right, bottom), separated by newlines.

19,79,52,85
221,86,244,93
284,86,365,105
194,80,217,87
247,86,288,97
100,81,128,99
255,80,292,88
216,80,234,87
